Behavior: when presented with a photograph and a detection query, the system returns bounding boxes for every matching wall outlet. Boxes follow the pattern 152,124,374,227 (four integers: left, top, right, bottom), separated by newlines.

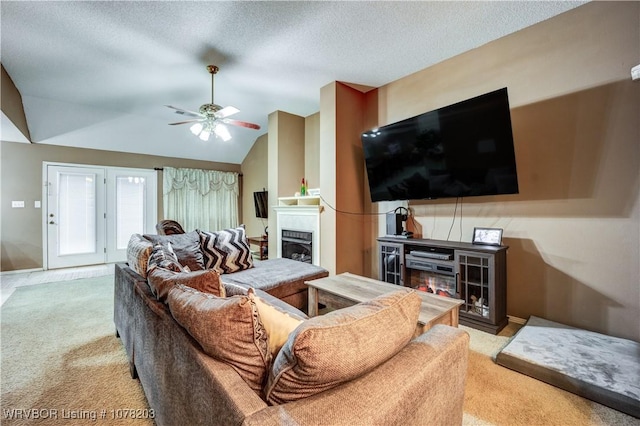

632,64,640,81
35,201,42,208
12,201,25,208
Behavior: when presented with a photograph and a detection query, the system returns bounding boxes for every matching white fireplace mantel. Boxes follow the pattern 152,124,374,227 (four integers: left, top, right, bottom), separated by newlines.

274,196,323,265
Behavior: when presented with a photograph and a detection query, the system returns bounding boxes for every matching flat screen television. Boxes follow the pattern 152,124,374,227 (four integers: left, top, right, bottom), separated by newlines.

361,87,519,202
253,190,268,218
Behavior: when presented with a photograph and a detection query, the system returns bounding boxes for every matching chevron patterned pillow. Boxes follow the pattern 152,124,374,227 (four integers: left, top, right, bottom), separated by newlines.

199,225,254,274
199,230,225,274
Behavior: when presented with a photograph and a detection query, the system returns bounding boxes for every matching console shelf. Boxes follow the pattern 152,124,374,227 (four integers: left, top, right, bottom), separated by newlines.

377,236,508,334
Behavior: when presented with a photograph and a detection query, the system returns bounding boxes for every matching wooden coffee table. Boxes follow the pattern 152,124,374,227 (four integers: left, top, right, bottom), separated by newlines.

306,272,463,334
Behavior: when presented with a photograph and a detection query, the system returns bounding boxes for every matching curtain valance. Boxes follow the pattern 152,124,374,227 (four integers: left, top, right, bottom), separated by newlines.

163,167,239,197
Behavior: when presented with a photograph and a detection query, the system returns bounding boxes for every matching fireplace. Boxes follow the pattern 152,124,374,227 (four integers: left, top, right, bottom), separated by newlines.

281,230,313,264
405,254,458,299
274,196,322,265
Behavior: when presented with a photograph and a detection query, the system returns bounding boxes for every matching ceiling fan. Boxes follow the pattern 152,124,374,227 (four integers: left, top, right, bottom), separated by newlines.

166,65,260,142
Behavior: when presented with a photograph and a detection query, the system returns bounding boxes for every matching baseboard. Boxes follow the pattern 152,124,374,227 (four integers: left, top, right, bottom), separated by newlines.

508,315,527,325
0,267,43,275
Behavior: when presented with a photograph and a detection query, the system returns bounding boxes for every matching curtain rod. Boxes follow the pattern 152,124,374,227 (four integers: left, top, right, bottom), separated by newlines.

154,167,242,176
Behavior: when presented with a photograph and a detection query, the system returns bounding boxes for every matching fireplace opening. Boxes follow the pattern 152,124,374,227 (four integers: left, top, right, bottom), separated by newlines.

282,230,313,263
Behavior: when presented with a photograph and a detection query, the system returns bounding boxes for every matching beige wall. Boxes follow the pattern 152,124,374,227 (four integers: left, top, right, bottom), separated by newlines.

319,84,338,274
304,112,320,190
240,134,269,238
239,112,318,260
0,141,240,271
371,2,639,341
267,111,305,256
1,64,31,141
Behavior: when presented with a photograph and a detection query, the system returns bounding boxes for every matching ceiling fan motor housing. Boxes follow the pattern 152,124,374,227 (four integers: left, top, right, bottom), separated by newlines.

199,103,223,117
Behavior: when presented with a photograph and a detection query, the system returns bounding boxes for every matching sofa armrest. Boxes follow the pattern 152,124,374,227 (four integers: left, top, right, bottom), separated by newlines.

243,325,469,426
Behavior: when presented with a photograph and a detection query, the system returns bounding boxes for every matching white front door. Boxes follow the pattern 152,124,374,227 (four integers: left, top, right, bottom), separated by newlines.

46,165,106,269
45,164,158,269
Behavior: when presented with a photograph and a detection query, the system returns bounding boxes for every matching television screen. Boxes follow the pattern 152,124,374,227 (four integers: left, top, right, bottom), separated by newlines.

361,88,519,202
253,190,268,218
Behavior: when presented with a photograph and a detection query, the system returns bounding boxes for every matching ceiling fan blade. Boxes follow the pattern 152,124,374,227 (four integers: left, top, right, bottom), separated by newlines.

223,118,261,130
165,105,204,118
215,106,240,118
168,119,205,126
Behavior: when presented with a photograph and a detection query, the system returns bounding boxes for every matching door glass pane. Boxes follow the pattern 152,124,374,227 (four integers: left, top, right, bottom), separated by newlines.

58,172,96,255
116,176,146,249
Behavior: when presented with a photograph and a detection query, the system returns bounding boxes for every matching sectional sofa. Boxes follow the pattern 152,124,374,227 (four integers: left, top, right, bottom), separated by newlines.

114,227,470,425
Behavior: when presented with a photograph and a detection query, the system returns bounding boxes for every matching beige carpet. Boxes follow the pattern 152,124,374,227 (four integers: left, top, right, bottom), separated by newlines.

462,324,640,426
1,275,638,425
1,276,152,425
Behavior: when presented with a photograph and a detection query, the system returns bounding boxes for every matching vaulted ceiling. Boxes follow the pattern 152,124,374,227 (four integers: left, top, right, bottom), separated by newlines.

1,1,586,164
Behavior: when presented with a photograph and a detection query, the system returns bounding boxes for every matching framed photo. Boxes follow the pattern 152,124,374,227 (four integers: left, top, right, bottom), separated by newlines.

472,227,503,246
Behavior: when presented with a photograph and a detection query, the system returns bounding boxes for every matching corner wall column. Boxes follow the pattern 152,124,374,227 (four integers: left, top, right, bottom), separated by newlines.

319,82,377,275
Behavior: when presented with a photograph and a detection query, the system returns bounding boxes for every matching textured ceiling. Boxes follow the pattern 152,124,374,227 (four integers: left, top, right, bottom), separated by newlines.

1,1,586,164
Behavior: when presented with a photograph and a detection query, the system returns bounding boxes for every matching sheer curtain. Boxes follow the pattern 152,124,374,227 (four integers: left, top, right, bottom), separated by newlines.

163,167,239,232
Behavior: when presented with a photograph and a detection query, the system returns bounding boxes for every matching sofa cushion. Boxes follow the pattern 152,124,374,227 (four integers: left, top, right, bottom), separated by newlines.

264,288,421,404
144,230,205,271
166,284,270,396
126,233,153,278
148,267,225,303
247,288,304,358
199,226,253,274
219,258,327,299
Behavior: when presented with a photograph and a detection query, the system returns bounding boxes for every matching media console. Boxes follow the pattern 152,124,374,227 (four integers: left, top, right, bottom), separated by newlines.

377,236,508,334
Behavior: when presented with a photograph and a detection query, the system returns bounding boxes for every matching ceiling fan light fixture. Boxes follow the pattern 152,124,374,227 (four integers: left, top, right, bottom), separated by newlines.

190,123,203,135
214,124,232,142
199,130,211,141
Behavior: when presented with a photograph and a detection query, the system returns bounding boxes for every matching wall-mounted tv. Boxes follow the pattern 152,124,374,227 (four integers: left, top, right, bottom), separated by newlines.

253,190,268,218
361,87,519,202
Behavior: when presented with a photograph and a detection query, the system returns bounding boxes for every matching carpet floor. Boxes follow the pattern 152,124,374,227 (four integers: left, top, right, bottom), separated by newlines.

1,274,638,425
1,275,151,425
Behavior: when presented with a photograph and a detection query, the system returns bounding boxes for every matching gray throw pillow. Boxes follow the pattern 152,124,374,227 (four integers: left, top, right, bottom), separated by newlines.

144,230,205,271
147,242,184,273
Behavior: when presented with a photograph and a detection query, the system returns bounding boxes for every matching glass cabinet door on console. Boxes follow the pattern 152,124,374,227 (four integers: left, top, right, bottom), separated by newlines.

455,250,508,333
378,242,403,285
456,251,493,321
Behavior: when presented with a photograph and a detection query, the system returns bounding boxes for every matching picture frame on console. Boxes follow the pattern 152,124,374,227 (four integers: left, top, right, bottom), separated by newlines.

472,227,503,246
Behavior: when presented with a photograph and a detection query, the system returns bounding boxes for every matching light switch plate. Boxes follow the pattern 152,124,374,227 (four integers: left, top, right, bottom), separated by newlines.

35,201,42,208
12,201,25,208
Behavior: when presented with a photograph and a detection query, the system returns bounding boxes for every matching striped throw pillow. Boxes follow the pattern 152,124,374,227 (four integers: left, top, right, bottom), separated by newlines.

199,226,254,274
